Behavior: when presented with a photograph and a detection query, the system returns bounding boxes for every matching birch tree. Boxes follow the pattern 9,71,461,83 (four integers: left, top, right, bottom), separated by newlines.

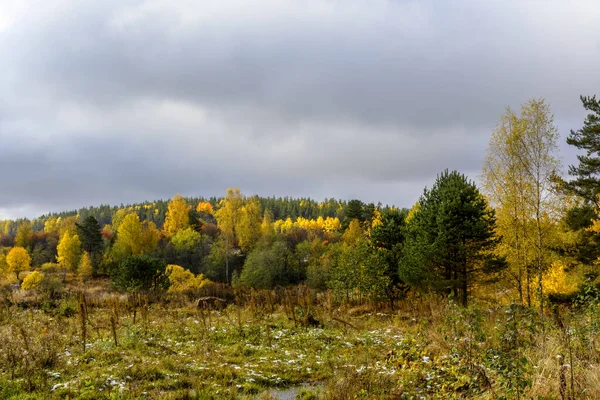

483,99,561,314
483,108,534,304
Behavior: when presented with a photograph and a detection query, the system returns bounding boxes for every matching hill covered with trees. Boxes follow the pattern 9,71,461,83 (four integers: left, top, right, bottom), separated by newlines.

2,97,600,308
2,96,600,398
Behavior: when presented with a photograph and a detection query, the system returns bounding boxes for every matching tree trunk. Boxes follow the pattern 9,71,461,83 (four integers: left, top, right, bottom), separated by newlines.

462,264,468,307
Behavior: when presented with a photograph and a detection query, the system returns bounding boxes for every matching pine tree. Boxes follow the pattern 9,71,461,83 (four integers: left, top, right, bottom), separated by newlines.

566,95,600,204
76,216,103,255
343,199,364,229
400,170,504,306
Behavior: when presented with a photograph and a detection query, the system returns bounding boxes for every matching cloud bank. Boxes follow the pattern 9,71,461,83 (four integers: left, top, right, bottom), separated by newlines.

1,0,599,218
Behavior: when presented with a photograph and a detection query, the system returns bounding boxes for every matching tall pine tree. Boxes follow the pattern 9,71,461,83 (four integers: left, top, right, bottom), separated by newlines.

566,95,600,203
76,216,103,255
400,170,505,306
564,95,600,266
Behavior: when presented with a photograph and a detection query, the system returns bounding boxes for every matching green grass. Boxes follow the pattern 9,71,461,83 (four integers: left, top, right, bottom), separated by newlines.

2,288,600,399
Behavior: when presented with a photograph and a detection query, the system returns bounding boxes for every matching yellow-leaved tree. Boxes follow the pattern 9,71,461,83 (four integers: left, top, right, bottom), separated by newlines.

166,264,211,297
543,261,579,295
236,196,262,253
6,246,31,282
342,219,363,246
323,217,341,233
260,211,276,242
58,216,78,238
44,217,60,234
113,213,160,259
483,99,562,313
22,270,44,291
196,201,214,215
111,208,132,232
164,194,191,236
78,252,94,282
370,209,383,231
56,231,82,273
214,188,245,282
15,221,33,249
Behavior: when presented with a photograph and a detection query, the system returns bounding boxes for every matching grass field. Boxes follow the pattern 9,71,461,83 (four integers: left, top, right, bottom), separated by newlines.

1,281,600,399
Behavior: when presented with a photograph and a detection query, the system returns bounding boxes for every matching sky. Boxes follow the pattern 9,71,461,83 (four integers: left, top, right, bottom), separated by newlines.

1,0,599,220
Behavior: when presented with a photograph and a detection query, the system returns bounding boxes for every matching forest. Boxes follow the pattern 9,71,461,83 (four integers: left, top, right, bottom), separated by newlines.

1,95,600,399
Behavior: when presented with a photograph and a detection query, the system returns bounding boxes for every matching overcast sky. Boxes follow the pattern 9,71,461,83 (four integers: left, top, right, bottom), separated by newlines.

1,0,599,219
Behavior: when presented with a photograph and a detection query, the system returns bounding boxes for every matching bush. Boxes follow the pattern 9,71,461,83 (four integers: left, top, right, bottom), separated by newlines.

166,264,211,298
40,263,61,273
112,255,169,295
21,271,44,291
23,271,64,300
238,241,288,289
56,298,77,317
38,274,64,300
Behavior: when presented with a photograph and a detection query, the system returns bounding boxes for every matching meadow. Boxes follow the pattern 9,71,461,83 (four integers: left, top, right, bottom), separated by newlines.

2,279,599,400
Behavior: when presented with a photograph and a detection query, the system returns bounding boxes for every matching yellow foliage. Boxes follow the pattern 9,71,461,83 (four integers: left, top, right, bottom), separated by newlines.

543,261,579,295
44,217,60,234
342,219,363,245
56,231,82,272
272,216,341,234
102,224,113,237
78,252,94,282
214,188,244,239
405,202,420,224
6,246,31,280
0,253,7,276
112,208,134,232
196,201,214,215
588,218,600,235
237,197,262,253
114,214,160,257
370,209,383,230
164,194,191,236
59,216,78,237
141,221,161,253
280,218,294,233
166,264,211,294
22,271,44,291
323,217,341,233
261,211,275,239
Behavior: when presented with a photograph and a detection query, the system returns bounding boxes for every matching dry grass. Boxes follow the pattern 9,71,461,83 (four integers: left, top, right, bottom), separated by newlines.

1,281,600,399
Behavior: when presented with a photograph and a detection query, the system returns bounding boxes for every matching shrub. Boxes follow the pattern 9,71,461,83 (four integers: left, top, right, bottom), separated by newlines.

112,255,169,295
38,274,64,300
21,271,44,291
40,262,61,273
78,252,94,282
166,264,211,298
238,241,288,289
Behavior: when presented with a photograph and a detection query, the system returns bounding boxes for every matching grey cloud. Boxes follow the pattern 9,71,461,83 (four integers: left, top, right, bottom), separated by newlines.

0,0,599,218
9,1,599,128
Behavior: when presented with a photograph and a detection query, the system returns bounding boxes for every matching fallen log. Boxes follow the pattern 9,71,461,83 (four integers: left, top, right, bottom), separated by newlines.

195,296,228,310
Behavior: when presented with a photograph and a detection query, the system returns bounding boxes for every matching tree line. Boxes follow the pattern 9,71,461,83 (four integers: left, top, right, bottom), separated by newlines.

1,96,600,309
